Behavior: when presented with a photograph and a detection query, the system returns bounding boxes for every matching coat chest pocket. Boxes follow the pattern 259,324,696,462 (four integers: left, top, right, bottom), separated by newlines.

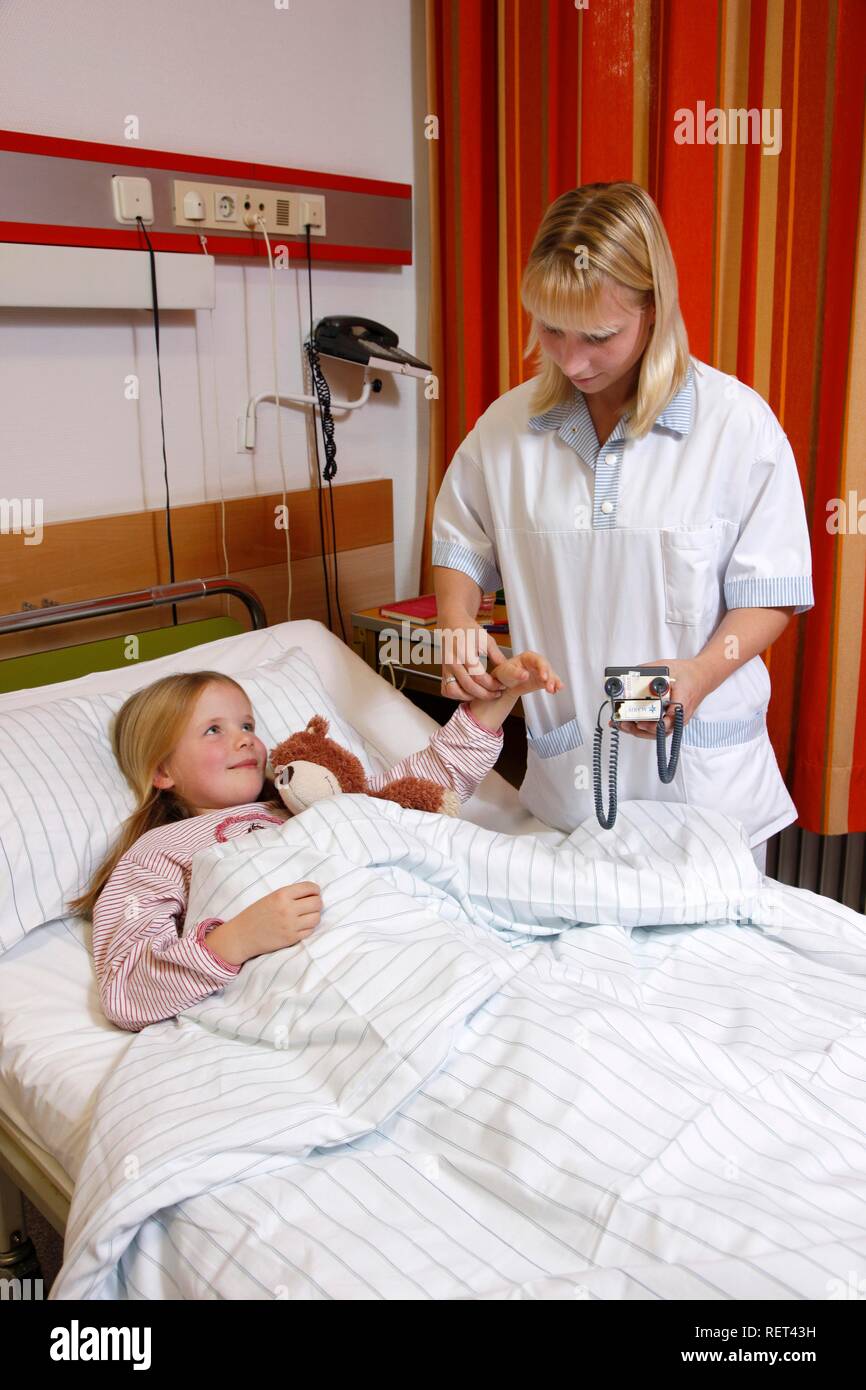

660,523,721,626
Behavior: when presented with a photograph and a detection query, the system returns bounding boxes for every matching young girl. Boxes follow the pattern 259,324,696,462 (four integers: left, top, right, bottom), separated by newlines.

72,649,563,1032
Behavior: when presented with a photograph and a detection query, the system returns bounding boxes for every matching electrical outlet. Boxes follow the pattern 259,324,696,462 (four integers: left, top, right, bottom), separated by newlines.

182,189,206,221
111,176,154,224
171,180,319,236
238,190,270,229
299,196,326,235
213,189,239,223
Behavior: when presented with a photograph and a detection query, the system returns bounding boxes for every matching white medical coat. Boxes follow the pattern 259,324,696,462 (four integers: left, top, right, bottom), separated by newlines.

432,357,814,844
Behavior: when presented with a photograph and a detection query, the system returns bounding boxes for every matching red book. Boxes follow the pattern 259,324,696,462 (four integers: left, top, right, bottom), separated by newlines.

379,594,438,624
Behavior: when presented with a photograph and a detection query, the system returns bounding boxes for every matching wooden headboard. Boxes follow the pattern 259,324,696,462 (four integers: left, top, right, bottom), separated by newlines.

0,478,393,658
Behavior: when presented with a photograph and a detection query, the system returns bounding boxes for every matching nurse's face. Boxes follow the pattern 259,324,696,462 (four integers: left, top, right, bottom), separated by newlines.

536,279,654,398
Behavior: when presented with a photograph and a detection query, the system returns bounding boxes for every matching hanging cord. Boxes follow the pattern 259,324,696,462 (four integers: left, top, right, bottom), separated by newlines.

593,700,620,829
304,329,333,633
303,224,347,641
199,234,230,579
656,703,684,783
378,659,404,692
256,216,293,620
136,216,177,624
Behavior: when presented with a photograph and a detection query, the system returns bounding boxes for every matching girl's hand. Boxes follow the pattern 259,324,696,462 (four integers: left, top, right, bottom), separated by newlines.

205,882,322,966
615,658,708,739
439,617,507,701
491,651,564,696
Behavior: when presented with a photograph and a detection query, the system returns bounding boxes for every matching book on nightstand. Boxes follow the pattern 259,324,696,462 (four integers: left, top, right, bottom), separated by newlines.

378,595,438,624
378,593,498,625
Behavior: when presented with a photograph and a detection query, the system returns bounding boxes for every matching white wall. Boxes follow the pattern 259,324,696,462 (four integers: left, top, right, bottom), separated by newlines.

0,0,430,599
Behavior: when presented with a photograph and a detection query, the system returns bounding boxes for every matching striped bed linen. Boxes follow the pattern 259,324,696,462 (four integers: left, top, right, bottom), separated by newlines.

50,797,866,1301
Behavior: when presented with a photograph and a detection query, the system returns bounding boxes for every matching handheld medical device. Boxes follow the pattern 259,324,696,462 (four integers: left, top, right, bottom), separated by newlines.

593,665,684,829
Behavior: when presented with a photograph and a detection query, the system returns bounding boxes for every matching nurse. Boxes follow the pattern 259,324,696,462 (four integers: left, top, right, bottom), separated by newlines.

432,182,814,872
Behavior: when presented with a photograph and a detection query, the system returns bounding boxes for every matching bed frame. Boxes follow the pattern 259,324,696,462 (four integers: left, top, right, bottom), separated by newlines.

0,578,267,1281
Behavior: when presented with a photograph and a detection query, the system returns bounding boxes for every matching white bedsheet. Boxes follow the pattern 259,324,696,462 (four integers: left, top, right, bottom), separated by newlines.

50,799,866,1301
0,914,133,1180
0,618,545,1187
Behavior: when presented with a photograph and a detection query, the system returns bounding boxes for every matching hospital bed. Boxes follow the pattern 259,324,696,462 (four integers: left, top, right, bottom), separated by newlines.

1,582,865,1301
0,580,546,1277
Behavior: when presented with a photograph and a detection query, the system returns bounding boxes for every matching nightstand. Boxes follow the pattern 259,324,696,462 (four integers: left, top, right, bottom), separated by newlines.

350,602,521,714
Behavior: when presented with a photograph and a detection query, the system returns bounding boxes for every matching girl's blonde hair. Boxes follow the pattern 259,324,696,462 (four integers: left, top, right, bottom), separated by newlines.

520,181,691,439
69,670,276,919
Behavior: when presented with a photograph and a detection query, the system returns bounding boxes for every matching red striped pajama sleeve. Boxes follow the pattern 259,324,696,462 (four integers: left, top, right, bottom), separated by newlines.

366,702,503,803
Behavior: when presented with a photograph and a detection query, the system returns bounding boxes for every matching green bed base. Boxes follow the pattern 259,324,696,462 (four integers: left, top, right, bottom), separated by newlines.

0,616,245,695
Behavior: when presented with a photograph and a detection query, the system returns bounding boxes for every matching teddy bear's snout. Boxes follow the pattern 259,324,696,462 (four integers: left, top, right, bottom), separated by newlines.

274,759,342,813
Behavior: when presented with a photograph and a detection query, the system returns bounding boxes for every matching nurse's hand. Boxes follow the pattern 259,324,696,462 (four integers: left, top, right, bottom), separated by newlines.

614,658,710,739
439,620,508,701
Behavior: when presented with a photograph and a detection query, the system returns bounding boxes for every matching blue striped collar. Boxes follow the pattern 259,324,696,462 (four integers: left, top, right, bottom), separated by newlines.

528,358,696,449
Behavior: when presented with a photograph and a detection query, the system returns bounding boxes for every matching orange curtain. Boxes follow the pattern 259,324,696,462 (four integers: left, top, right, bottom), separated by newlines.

420,0,866,836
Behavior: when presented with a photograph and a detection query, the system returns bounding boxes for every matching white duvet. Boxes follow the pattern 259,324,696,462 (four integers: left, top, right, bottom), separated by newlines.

51,797,866,1300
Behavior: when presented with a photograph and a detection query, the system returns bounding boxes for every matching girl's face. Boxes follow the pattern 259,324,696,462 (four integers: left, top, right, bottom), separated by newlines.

536,279,654,397
152,681,268,815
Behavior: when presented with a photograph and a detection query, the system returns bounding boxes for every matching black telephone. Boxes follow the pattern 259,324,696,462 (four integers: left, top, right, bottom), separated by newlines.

313,316,431,377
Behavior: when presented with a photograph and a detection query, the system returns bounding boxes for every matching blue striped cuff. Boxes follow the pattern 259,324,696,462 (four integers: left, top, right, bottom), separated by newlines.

431,541,502,593
682,711,766,748
724,575,814,614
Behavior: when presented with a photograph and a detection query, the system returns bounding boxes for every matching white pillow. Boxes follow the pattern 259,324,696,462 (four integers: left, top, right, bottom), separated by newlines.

0,645,387,954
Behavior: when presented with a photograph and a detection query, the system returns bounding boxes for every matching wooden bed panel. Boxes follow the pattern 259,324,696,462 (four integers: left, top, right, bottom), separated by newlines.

0,480,394,658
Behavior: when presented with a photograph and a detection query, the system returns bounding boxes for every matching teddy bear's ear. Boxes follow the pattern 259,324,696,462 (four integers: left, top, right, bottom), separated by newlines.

306,715,330,738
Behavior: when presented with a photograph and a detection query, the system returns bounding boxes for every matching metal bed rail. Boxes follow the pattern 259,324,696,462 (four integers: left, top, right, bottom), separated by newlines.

0,577,267,636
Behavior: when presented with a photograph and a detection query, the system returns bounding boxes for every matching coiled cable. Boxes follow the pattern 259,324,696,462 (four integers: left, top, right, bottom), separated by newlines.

657,703,684,783
593,700,619,829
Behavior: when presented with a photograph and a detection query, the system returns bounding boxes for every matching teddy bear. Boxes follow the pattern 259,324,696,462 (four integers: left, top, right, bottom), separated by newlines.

270,715,460,817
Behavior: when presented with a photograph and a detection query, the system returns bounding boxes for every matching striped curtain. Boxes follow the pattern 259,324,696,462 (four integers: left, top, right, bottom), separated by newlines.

420,0,866,835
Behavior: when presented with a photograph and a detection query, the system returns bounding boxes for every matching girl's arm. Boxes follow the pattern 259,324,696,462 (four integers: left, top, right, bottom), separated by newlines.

92,853,241,1032
366,703,505,804
366,652,563,804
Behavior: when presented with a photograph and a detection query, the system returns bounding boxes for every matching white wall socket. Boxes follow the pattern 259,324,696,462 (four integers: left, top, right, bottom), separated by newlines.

171,180,326,235
299,196,326,233
111,176,154,224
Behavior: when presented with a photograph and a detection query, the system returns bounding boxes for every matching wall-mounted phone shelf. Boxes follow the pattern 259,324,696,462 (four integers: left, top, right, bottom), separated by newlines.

238,319,430,451
239,367,379,451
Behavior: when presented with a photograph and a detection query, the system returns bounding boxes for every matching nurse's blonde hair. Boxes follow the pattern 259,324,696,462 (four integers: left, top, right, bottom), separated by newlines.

521,182,691,439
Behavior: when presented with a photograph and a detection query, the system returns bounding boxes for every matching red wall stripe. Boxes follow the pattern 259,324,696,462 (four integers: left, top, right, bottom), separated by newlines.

0,128,410,200
0,220,410,264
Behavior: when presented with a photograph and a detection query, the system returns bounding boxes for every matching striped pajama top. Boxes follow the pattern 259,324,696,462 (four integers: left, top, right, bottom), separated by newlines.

92,704,504,1032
